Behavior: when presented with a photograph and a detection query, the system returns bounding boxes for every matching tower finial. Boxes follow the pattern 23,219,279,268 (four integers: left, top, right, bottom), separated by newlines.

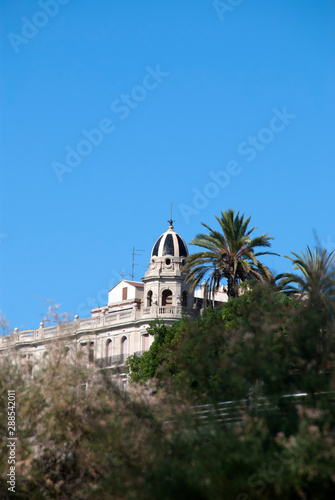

167,203,175,228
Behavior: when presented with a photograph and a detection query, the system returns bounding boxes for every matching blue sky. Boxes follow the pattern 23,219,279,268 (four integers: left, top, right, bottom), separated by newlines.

1,0,334,331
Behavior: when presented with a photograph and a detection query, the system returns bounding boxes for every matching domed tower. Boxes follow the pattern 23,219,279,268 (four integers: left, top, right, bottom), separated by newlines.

142,221,194,316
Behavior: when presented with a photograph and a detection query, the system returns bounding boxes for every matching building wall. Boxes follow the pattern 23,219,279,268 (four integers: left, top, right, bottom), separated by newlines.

108,281,144,304
0,295,180,368
0,227,228,370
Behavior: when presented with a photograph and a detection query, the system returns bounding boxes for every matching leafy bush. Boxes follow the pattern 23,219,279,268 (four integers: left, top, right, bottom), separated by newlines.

1,284,335,498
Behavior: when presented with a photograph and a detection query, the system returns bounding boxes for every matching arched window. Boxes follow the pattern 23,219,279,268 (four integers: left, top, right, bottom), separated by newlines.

182,291,188,307
89,342,94,364
162,289,172,306
106,339,113,366
121,336,128,362
147,290,153,307
106,339,112,357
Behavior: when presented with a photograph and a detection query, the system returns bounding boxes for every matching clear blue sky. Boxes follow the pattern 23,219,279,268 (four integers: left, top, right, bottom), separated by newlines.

1,0,334,331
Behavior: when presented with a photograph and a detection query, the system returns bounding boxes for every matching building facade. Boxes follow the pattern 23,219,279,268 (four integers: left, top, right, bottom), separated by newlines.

0,223,227,382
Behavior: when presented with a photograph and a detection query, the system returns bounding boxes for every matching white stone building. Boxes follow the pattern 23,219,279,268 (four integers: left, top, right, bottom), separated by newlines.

0,223,227,383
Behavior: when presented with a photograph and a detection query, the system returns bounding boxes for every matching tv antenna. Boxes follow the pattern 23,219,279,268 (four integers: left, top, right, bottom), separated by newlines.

131,247,145,280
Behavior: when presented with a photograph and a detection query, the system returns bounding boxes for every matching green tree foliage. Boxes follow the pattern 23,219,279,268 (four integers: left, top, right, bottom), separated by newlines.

1,339,335,499
182,209,278,299
277,246,335,378
0,344,180,499
277,246,335,318
129,282,335,438
128,285,301,403
1,240,335,498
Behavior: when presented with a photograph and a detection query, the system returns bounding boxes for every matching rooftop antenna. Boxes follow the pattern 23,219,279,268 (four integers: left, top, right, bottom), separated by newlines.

168,202,175,228
131,247,145,280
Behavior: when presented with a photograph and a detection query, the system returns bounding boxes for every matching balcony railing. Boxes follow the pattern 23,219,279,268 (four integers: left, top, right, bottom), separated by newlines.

0,308,140,347
142,305,187,317
0,304,190,349
96,354,127,368
96,350,145,368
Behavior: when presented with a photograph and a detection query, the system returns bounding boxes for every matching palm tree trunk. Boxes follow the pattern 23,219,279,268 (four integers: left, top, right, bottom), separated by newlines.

203,283,208,309
227,276,237,299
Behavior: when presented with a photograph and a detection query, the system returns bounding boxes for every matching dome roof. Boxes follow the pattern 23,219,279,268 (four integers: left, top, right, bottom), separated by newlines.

151,224,188,258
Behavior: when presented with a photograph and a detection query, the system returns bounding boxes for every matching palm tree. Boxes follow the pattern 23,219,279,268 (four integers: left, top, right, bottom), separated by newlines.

182,209,277,300
277,246,335,365
276,246,335,313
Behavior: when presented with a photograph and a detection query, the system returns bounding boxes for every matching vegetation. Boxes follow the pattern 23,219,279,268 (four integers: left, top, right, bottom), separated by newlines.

277,246,335,314
128,285,297,402
1,211,335,498
1,301,335,500
182,209,278,299
129,282,335,401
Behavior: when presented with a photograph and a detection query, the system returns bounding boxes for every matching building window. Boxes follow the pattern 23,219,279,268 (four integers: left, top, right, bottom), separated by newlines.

121,336,128,362
147,290,153,307
89,342,94,364
106,339,112,357
122,378,127,394
162,289,172,306
122,287,128,300
106,339,113,366
80,342,87,362
142,333,149,351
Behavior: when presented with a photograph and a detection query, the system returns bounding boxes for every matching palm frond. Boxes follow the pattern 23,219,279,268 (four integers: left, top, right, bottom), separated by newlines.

183,209,277,299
